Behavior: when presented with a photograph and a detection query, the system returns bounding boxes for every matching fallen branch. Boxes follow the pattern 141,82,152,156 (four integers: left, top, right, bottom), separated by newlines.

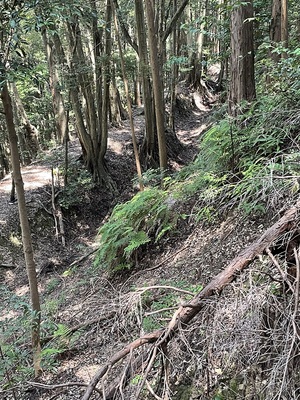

82,198,300,399
82,331,162,400
69,247,99,268
27,380,102,394
0,264,16,269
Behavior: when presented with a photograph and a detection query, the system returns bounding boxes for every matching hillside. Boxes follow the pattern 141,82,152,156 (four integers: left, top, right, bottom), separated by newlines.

1,87,300,400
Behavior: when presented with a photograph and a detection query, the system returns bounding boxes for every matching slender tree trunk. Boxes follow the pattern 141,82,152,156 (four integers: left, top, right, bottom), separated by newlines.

100,0,112,164
145,0,167,171
1,82,41,377
281,0,288,58
0,142,10,178
134,0,156,167
41,28,68,144
134,53,142,107
228,0,256,117
11,82,39,158
169,0,179,132
270,0,282,62
9,94,31,165
111,0,144,191
90,0,103,144
110,63,122,127
187,0,208,88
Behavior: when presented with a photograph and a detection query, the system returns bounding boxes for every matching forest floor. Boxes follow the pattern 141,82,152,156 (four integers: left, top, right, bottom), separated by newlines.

0,90,285,400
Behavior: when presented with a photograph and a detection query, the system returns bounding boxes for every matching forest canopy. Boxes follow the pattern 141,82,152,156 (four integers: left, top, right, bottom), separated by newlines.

1,0,300,399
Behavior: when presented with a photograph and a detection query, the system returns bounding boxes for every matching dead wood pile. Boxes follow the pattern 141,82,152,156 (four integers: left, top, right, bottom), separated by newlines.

82,198,300,400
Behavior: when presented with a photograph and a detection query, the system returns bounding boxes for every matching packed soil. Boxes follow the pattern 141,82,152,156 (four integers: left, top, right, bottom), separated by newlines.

0,90,289,400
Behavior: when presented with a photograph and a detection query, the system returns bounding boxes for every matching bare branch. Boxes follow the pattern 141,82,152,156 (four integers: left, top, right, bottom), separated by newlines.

82,197,300,399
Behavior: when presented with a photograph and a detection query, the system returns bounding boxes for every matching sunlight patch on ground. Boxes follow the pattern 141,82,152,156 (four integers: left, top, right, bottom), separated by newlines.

3,270,16,286
75,364,100,383
15,284,29,296
0,166,52,193
0,308,19,322
108,138,123,154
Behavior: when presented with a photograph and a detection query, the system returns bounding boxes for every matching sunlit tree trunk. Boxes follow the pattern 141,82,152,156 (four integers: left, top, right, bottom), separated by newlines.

270,0,289,60
110,63,122,127
65,16,112,186
111,0,144,191
100,0,112,164
1,82,41,377
228,0,256,117
281,0,288,58
134,53,142,107
145,0,167,171
41,28,68,144
187,0,208,88
134,0,156,167
169,0,179,132
10,82,39,160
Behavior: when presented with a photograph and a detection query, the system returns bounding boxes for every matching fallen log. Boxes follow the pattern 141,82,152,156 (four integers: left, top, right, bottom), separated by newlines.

82,198,300,400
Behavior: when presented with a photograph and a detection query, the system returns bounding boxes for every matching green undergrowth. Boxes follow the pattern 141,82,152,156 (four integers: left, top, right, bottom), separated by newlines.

94,186,181,272
95,83,300,273
141,280,203,332
0,285,80,390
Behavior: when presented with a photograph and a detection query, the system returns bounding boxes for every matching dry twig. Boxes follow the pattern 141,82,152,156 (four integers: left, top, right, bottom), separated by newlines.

82,197,300,400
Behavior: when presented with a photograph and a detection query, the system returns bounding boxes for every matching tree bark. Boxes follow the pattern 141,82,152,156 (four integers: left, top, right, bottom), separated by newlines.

162,0,189,43
1,82,41,377
111,0,144,190
41,28,68,144
145,0,168,171
134,0,157,167
228,0,256,116
10,82,39,159
100,0,112,164
65,17,112,186
281,0,288,58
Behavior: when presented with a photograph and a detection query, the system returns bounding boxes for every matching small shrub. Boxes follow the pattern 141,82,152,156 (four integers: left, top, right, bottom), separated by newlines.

59,162,95,210
94,187,179,272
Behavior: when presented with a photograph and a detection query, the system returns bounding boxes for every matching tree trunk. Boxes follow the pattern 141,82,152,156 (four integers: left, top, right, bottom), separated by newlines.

134,0,157,167
10,82,39,159
281,0,288,58
111,0,144,191
41,28,68,144
145,0,168,171
270,0,282,62
187,0,208,89
228,0,256,117
169,0,179,132
100,0,112,164
0,142,10,178
90,0,104,146
110,63,122,127
65,17,112,186
134,53,142,107
1,82,41,377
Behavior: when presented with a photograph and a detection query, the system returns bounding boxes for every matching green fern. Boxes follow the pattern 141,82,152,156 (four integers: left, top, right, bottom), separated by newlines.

124,231,150,255
94,187,178,272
